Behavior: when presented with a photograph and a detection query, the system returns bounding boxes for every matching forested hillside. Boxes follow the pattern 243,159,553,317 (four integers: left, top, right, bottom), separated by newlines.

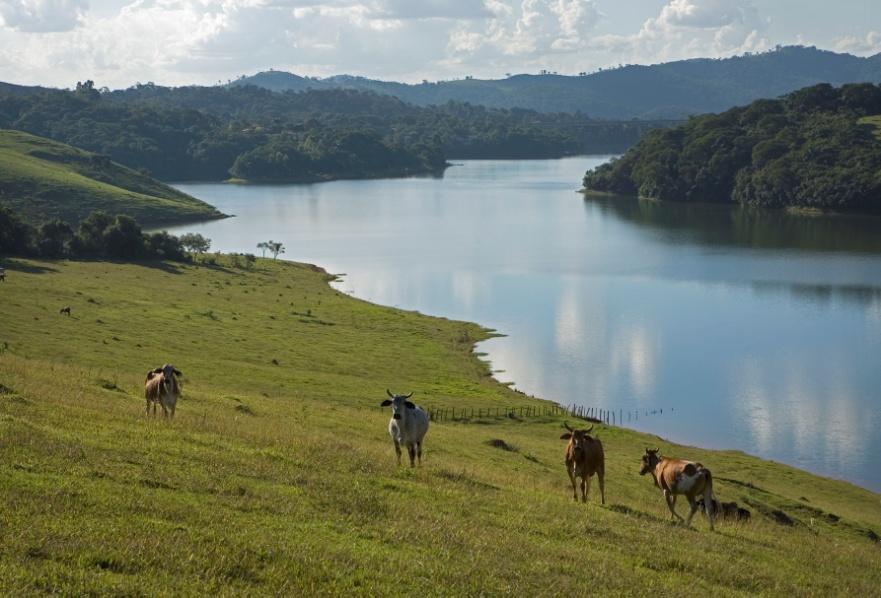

582,83,881,213
233,46,881,118
0,82,655,184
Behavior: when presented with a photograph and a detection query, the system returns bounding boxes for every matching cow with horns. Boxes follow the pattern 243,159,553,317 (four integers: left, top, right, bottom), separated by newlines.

380,390,429,467
639,448,715,530
560,422,606,504
144,364,183,420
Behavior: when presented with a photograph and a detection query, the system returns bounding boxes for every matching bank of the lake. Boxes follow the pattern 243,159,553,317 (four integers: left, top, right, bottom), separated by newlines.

1,255,880,594
165,157,881,492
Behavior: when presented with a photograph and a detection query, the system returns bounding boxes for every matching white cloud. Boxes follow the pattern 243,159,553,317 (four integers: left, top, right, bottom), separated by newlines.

834,30,881,56
0,0,88,32
592,0,770,65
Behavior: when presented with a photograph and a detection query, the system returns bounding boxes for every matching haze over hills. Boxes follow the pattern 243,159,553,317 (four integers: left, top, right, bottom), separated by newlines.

232,46,881,119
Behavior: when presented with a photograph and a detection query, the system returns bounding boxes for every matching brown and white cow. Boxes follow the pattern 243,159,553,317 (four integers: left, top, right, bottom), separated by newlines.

560,422,605,504
144,364,182,420
639,448,715,530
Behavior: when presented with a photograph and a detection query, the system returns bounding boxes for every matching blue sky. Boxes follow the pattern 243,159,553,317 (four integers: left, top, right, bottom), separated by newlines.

0,0,878,88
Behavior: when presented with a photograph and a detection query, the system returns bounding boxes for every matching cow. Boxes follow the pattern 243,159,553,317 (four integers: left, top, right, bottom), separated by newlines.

59,306,71,316
380,389,429,467
560,422,606,504
144,364,183,420
0,268,5,282
697,498,751,522
639,448,715,530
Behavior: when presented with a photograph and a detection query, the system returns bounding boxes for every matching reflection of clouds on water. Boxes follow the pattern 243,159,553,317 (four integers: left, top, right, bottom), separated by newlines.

451,270,488,313
731,354,871,471
554,279,583,359
611,324,657,402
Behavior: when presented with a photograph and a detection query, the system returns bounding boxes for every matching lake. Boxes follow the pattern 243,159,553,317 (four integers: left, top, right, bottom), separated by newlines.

167,157,881,491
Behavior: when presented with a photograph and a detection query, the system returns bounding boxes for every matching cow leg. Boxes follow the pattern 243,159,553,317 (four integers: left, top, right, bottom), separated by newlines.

664,490,683,522
582,475,590,503
416,442,423,465
407,444,416,468
598,470,606,505
160,402,169,420
684,496,699,528
145,399,151,417
703,485,715,531
567,465,578,502
393,439,402,465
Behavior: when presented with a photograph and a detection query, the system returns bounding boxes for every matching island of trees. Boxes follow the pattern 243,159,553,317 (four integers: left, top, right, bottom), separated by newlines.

582,83,881,213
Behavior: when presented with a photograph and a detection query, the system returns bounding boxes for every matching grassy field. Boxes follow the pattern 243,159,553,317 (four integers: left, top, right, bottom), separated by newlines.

0,130,223,226
1,256,879,595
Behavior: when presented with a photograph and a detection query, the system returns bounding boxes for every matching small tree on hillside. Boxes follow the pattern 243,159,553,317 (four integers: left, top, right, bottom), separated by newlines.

268,241,285,260
257,241,269,257
179,232,211,257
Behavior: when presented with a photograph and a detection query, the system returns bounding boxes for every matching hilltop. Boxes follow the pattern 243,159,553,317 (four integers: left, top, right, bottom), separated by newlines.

0,256,879,594
583,83,881,213
0,130,222,226
232,46,881,118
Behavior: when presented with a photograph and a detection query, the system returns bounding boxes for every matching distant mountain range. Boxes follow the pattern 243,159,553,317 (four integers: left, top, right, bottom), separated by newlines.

231,46,881,119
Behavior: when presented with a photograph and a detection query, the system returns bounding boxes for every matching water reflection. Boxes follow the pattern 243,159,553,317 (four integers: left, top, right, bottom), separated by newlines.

167,158,881,490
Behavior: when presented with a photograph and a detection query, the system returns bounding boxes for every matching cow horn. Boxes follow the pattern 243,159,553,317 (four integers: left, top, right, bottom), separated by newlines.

585,425,593,434
563,422,574,432
386,389,394,398
404,392,413,399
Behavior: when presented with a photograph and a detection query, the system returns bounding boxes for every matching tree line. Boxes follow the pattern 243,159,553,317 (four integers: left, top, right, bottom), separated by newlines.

582,82,881,212
0,203,210,261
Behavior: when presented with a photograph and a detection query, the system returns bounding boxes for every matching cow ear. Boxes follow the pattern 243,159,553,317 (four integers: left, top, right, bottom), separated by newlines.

146,371,155,380
405,401,415,409
560,433,572,440
380,399,392,407
153,368,163,374
173,369,182,377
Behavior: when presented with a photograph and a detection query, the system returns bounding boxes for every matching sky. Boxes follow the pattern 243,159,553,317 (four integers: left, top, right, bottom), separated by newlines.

0,0,879,89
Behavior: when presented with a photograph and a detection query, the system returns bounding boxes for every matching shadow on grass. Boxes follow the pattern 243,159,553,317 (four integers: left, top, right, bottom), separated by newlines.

1,258,59,274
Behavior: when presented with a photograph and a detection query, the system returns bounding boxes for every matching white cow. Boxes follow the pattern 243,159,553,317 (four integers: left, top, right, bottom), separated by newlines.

381,389,429,467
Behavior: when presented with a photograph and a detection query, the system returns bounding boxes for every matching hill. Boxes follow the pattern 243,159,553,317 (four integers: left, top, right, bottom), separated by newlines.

0,130,223,226
0,256,879,594
582,83,881,212
233,46,881,118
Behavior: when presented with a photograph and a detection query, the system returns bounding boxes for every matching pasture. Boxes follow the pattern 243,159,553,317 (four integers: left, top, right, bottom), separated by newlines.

1,256,879,595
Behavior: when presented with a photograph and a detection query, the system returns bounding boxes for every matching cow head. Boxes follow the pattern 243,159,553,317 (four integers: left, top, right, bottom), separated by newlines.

380,389,415,420
153,364,182,389
639,448,661,475
560,422,594,454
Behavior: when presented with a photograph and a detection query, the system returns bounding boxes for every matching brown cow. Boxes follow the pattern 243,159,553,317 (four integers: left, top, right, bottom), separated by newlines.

144,364,182,419
560,422,605,504
639,448,715,530
59,306,71,316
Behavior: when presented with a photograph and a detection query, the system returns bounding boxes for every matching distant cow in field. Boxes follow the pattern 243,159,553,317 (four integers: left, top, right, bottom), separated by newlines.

381,390,429,467
59,306,71,316
697,498,751,522
560,422,605,504
144,364,183,420
639,448,715,530
0,269,5,282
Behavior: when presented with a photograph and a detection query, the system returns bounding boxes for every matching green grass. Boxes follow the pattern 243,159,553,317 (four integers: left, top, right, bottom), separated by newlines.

0,129,223,225
1,257,879,595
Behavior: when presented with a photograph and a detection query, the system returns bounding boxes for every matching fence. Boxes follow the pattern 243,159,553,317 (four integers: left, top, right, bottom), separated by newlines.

416,403,669,425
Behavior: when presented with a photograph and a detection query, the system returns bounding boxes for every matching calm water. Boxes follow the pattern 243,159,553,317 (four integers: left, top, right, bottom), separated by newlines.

167,158,881,491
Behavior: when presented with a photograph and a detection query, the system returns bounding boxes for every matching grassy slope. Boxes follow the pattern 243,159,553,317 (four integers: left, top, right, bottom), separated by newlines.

0,130,223,226
0,257,879,595
859,115,881,141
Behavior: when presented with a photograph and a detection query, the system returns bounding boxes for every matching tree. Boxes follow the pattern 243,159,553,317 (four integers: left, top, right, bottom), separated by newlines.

257,241,269,257
179,232,211,256
37,219,73,257
268,241,285,260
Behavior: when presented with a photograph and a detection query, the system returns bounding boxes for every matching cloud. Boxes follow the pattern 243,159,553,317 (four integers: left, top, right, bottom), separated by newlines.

0,0,89,32
371,0,492,20
592,0,770,65
834,30,881,56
